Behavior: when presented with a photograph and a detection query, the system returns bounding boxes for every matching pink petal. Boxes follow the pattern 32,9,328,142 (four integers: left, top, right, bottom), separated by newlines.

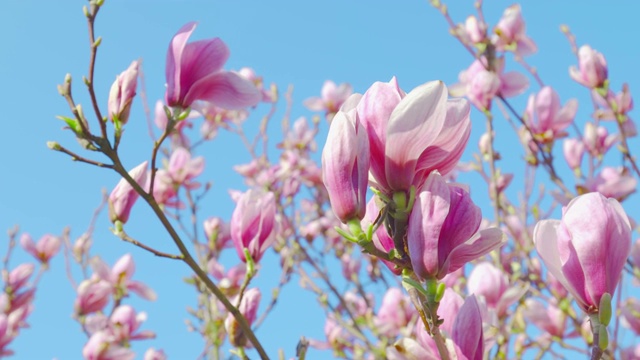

500,72,529,98
184,71,261,110
166,22,198,105
443,228,505,275
128,281,158,301
385,81,447,190
179,38,229,92
303,97,325,111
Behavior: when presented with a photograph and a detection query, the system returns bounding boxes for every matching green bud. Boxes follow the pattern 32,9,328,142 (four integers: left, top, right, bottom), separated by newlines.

93,36,102,48
434,282,446,302
392,191,407,212
598,293,612,326
598,324,608,350
47,141,61,151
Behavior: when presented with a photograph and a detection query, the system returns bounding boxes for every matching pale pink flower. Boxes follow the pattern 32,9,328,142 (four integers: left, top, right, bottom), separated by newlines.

151,169,180,208
322,94,370,222
74,278,112,316
92,254,157,301
524,86,578,142
522,299,566,338
374,288,416,337
595,83,633,121
387,337,439,360
583,167,637,200
83,331,134,360
203,217,232,253
20,233,60,264
460,15,487,45
492,4,537,55
225,288,261,347
144,348,167,360
407,171,505,280
167,147,204,189
563,138,585,170
621,298,640,335
468,262,528,317
582,122,617,158
358,78,471,193
108,161,149,224
569,45,608,89
533,192,631,312
108,60,139,124
109,305,155,342
280,117,317,152
7,264,34,292
304,80,353,116
237,67,275,103
449,57,528,110
621,345,640,360
165,22,260,109
230,189,277,263
340,254,360,281
194,101,248,140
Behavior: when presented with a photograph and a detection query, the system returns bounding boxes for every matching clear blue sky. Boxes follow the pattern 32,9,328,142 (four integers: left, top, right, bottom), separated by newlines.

1,1,640,359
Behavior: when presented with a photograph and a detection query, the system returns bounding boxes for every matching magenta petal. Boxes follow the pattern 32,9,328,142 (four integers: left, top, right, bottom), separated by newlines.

443,228,505,276
385,81,447,190
180,38,230,92
184,71,261,109
451,295,483,360
128,281,158,301
357,78,404,191
408,173,451,279
500,72,529,98
166,22,198,105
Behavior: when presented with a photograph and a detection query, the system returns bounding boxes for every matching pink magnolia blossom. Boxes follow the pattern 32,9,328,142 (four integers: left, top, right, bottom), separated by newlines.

569,45,608,89
449,57,528,110
434,288,464,335
230,188,277,263
203,217,232,254
467,262,528,317
280,117,317,152
492,4,537,55
108,60,139,124
533,192,631,312
92,254,157,302
459,15,487,45
340,253,361,281
522,299,566,338
82,331,134,360
74,278,112,316
237,67,275,103
109,305,155,342
19,233,60,264
304,80,353,116
7,264,34,292
524,86,578,142
153,100,195,148
582,122,617,158
165,22,260,109
167,147,205,189
193,101,248,140
321,94,370,222
108,161,149,224
358,78,471,193
451,295,484,360
563,138,585,170
374,288,416,337
631,239,640,269
595,84,633,120
583,166,637,200
144,348,167,360
225,288,261,347
407,171,505,280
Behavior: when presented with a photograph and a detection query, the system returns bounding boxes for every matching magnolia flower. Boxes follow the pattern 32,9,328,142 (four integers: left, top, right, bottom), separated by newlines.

322,94,369,222
165,22,260,109
492,4,537,55
467,262,528,317
407,171,505,280
449,57,528,111
225,288,261,347
522,299,567,338
92,254,157,302
230,189,277,263
108,60,139,124
304,80,353,116
358,78,471,193
374,288,416,337
569,45,608,89
20,234,60,264
583,167,637,200
533,192,631,312
108,161,149,224
524,86,578,142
